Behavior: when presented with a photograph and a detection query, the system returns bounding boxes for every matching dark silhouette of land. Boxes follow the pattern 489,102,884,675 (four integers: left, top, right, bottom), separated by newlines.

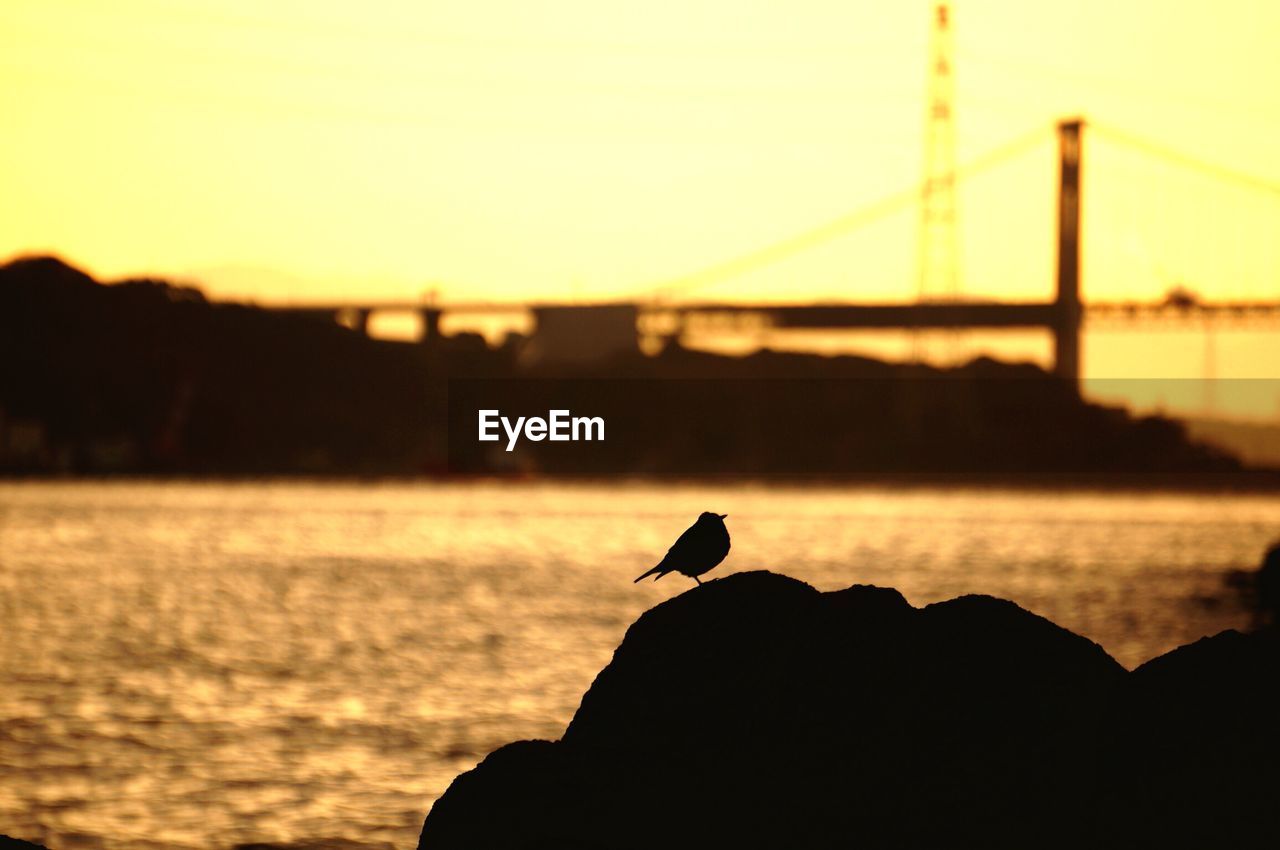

0,256,454,474
1226,540,1280,627
634,511,730,584
1253,541,1280,629
0,255,1255,479
418,571,1279,849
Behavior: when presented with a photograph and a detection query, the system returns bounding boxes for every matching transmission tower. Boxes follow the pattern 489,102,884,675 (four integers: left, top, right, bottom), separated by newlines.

917,2,960,304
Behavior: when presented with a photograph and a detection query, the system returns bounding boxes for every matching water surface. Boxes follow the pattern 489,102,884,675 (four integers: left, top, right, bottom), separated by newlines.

1,480,1274,849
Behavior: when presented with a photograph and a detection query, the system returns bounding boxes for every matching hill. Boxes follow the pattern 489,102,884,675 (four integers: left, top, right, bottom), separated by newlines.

0,256,1246,478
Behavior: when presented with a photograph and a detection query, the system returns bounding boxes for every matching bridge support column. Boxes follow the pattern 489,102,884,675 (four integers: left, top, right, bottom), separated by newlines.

1053,118,1083,389
420,308,442,347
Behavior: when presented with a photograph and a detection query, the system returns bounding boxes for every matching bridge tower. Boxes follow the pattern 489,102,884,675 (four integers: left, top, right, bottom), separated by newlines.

1054,118,1083,386
917,2,960,305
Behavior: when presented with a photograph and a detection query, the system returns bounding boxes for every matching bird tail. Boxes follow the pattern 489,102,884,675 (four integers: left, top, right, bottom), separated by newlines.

633,565,664,583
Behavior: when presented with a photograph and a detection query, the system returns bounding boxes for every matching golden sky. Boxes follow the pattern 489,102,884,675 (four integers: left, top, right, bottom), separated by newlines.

2,0,1278,309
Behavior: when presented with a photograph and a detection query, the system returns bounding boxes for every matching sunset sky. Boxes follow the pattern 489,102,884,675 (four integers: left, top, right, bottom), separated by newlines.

3,1,1278,406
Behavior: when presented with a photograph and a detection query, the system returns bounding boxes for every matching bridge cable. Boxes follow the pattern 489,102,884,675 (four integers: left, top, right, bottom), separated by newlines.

646,123,1054,301
1090,122,1280,198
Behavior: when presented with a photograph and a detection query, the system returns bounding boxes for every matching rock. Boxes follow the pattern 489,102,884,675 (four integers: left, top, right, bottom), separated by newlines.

1257,540,1280,626
233,842,397,849
1102,630,1280,848
419,571,1155,849
0,837,52,850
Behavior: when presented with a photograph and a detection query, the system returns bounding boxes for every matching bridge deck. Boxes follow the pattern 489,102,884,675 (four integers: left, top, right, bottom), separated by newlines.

261,299,1280,325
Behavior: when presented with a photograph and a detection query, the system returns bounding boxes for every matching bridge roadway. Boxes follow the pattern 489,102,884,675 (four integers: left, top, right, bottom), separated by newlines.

260,298,1280,326
250,296,1280,386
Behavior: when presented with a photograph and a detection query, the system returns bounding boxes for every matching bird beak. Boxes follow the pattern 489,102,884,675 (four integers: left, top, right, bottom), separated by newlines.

719,514,728,519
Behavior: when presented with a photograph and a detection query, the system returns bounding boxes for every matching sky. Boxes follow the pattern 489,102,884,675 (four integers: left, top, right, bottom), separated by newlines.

2,0,1279,410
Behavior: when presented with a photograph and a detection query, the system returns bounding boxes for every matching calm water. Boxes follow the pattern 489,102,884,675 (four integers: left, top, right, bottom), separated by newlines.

1,480,1276,849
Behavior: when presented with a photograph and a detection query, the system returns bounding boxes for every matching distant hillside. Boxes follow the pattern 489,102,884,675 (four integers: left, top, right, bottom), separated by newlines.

0,256,460,473
0,256,1250,479
1184,417,1280,470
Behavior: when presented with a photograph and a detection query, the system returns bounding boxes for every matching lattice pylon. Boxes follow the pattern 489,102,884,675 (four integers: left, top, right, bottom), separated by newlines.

914,3,961,361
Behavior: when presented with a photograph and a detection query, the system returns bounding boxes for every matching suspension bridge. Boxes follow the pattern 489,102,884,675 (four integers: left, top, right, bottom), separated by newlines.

260,116,1280,388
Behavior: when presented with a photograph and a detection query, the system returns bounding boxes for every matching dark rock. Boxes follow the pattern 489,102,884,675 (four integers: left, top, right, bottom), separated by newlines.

1258,540,1280,626
0,836,52,850
423,571,1218,849
1102,630,1280,848
233,842,396,849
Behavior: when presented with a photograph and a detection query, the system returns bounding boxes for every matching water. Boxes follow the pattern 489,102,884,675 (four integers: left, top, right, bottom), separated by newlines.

0,479,1276,849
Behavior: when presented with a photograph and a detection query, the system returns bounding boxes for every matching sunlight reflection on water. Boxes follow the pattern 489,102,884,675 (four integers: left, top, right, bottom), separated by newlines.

0,479,1275,849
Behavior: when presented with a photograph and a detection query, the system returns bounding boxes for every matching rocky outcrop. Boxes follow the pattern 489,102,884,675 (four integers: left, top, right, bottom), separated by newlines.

420,571,1279,849
1104,630,1280,847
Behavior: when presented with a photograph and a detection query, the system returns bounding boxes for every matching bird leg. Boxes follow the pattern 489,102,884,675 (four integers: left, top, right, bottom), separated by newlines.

694,576,702,585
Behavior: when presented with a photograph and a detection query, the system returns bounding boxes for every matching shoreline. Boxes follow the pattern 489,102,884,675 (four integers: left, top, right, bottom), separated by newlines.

4,469,1280,492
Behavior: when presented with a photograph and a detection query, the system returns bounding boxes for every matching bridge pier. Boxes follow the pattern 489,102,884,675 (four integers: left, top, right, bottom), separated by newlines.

420,308,442,346
1053,118,1083,388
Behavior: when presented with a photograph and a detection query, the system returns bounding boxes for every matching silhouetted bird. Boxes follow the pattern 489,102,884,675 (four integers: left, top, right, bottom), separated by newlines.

635,512,730,585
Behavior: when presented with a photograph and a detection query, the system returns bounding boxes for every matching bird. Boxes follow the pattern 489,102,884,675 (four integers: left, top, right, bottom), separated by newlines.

634,512,730,586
